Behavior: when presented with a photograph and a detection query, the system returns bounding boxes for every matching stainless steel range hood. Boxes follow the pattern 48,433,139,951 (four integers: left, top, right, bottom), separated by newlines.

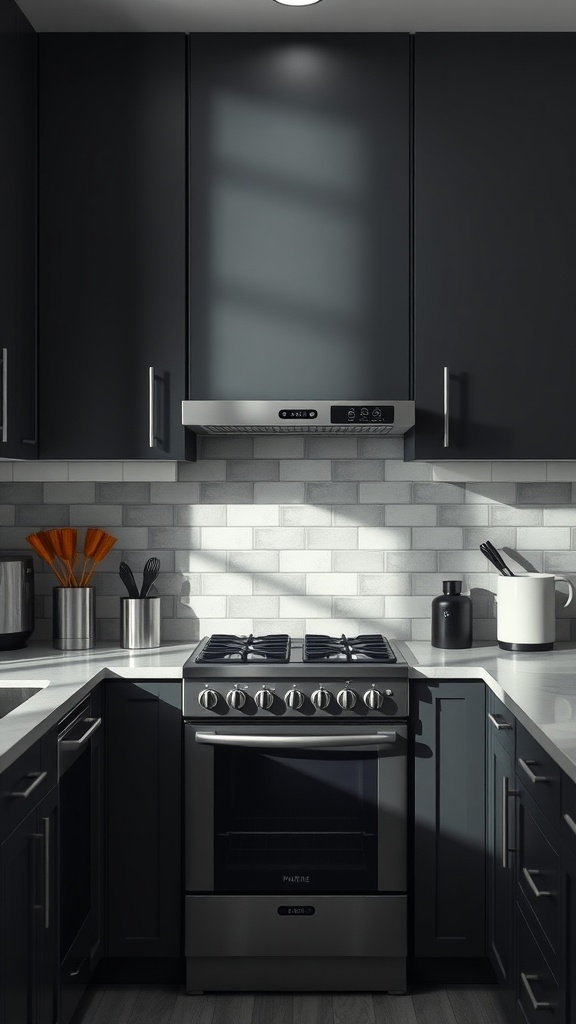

182,400,415,435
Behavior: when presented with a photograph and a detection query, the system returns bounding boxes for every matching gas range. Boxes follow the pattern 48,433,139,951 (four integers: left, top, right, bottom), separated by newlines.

182,632,409,718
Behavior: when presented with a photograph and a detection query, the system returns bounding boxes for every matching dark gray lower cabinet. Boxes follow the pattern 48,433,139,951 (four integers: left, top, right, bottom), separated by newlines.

561,843,576,1024
0,787,58,1024
412,680,486,958
106,681,182,958
487,710,516,1012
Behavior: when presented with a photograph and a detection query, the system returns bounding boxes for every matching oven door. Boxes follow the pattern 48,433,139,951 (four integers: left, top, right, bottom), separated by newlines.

185,722,406,895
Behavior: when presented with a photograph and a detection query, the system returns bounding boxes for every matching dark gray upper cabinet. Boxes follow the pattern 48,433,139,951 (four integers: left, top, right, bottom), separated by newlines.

38,34,194,461
407,34,576,461
188,34,410,402
0,0,37,459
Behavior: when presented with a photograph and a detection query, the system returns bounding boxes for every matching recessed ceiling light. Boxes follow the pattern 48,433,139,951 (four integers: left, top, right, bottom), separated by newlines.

273,0,323,6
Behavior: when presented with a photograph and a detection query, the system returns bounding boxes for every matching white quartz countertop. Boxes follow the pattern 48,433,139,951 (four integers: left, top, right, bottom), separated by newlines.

2,638,576,785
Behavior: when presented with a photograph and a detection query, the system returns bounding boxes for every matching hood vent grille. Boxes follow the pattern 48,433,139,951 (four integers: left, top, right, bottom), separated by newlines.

196,424,395,435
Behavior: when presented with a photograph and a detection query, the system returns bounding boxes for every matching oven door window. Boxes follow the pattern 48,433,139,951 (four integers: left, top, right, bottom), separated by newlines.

213,741,378,893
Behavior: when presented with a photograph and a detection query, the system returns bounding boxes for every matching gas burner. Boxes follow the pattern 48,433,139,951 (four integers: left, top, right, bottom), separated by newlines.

196,633,291,664
303,633,397,664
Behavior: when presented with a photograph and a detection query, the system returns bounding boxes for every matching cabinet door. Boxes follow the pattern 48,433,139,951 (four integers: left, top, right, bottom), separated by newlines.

409,679,485,958
0,788,58,1024
412,680,486,957
561,841,576,1024
409,34,576,461
189,35,410,403
0,0,37,460
106,680,182,957
487,727,516,1002
39,34,193,461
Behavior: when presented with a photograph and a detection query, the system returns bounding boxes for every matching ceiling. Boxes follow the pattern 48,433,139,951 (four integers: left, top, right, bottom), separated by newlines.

15,0,576,33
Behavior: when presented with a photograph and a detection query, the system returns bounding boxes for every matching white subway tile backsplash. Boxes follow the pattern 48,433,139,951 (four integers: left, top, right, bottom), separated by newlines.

228,505,279,526
280,460,332,481
385,505,436,526
279,550,332,573
358,527,411,550
255,528,305,550
333,550,385,572
306,527,357,549
307,573,357,595
201,527,253,550
254,482,306,504
517,526,571,549
412,527,463,549
492,462,546,482
4,453,576,644
359,483,411,504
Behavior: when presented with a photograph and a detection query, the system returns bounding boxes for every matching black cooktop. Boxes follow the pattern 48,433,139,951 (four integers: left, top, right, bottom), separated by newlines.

193,632,397,666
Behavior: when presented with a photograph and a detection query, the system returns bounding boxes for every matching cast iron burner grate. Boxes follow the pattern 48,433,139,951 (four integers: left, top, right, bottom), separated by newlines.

196,633,291,663
303,633,397,664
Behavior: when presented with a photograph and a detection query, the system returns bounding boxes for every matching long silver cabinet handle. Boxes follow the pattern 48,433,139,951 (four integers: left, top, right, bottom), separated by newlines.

1,347,7,443
518,758,548,784
521,973,552,1011
502,777,519,869
488,712,513,731
522,867,553,898
59,717,102,750
195,731,397,749
149,366,156,448
564,812,576,836
9,770,48,799
443,366,449,448
42,816,50,929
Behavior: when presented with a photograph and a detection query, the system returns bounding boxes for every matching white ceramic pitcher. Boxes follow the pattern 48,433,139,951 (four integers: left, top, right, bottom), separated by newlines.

497,573,574,651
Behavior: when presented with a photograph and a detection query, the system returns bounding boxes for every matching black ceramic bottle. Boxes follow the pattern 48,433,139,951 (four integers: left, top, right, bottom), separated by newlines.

431,580,473,649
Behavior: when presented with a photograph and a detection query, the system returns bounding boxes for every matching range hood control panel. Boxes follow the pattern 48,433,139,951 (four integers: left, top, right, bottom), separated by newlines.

330,405,394,425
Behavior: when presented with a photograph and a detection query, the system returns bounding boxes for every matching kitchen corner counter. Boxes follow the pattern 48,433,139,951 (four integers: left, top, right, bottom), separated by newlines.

0,640,198,772
401,640,576,785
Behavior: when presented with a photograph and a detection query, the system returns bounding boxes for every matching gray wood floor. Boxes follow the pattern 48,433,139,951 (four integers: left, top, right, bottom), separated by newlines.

74,983,510,1024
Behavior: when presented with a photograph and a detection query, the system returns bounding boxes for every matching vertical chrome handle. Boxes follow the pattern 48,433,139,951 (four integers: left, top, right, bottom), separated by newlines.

42,816,50,929
443,365,449,448
149,365,156,449
564,812,576,836
502,777,519,869
1,347,7,443
520,973,551,1010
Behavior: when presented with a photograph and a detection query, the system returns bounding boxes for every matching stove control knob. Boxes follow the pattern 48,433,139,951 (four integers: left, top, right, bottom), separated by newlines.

227,688,247,710
285,688,305,711
364,688,384,710
337,688,357,710
198,688,218,711
255,688,274,710
385,689,393,698
312,687,331,711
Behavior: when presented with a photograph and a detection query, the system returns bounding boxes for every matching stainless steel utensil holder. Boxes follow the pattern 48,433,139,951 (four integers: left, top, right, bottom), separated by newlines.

53,587,95,650
121,597,161,649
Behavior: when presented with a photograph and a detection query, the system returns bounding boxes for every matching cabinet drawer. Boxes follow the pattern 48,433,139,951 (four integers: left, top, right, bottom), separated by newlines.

516,903,560,1024
487,691,515,758
517,723,561,825
561,771,576,854
517,793,560,964
0,731,57,842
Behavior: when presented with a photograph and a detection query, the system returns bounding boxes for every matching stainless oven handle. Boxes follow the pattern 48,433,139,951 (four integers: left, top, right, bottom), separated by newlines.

195,731,397,749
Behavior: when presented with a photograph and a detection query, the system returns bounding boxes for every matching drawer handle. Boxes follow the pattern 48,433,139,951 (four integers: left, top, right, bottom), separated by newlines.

564,812,576,836
488,712,513,731
8,770,48,799
521,972,552,1011
59,717,102,750
518,758,549,784
522,867,553,899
